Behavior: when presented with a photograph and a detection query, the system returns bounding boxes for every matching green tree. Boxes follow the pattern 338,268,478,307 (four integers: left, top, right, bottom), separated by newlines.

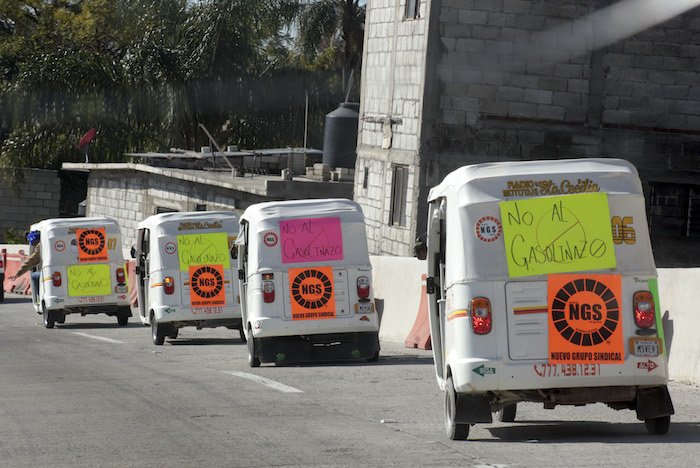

293,0,365,94
0,0,345,192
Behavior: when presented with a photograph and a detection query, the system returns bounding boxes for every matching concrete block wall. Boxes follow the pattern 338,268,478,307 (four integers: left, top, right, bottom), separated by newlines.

423,1,700,179
87,169,243,255
0,169,61,241
355,0,700,258
355,0,429,256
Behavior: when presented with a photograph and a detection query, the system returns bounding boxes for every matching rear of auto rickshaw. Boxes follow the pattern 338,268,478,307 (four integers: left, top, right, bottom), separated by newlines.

424,158,674,439
236,199,379,366
29,217,131,328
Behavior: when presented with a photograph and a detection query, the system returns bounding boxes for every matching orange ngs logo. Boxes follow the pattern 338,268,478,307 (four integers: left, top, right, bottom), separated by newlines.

289,266,336,320
548,274,624,364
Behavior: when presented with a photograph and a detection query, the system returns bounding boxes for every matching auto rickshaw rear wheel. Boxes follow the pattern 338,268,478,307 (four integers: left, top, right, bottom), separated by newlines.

247,327,260,367
42,304,54,329
151,314,165,345
445,376,469,440
644,415,671,435
497,404,517,422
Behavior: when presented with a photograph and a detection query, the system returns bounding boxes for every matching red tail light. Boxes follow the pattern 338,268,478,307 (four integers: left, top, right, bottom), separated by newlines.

634,291,655,328
164,277,175,295
116,268,126,285
52,272,61,287
357,276,370,299
471,298,492,334
262,280,275,303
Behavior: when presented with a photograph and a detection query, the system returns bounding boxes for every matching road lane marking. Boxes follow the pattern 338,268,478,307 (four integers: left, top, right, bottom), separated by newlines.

72,332,124,344
221,370,303,393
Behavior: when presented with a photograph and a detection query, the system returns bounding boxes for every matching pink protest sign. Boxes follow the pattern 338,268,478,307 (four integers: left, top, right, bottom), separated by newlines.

279,217,344,264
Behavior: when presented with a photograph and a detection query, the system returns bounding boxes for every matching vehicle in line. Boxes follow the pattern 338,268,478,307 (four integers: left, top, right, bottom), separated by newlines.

133,211,242,345
423,158,674,439
236,198,379,366
29,217,131,328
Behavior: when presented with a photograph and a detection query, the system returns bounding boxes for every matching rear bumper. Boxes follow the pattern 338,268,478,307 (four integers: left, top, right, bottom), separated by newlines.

44,294,131,315
256,331,380,364
449,356,670,394
249,314,379,339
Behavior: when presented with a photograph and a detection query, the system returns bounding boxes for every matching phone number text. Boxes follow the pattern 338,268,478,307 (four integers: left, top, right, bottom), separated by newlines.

533,363,601,378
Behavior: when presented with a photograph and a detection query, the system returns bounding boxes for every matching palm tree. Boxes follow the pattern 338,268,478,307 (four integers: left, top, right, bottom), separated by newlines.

294,0,365,93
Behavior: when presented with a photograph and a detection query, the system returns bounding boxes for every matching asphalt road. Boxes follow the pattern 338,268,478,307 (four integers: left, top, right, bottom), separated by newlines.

1,293,699,468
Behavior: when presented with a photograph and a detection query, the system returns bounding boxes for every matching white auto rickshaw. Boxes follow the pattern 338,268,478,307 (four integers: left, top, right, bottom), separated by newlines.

424,158,674,439
133,211,242,345
29,217,131,328
236,199,379,366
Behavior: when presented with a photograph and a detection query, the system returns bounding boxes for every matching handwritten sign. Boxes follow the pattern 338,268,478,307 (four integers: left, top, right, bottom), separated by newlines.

177,233,230,271
76,228,109,263
67,264,112,296
548,274,624,364
279,217,343,264
500,193,616,277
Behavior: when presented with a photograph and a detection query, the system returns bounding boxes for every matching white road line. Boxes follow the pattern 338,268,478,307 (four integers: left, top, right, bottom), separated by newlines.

72,332,125,344
221,370,303,393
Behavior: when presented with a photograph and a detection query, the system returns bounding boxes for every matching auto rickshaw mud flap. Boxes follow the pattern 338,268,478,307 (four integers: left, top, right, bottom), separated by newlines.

635,385,675,420
453,392,493,424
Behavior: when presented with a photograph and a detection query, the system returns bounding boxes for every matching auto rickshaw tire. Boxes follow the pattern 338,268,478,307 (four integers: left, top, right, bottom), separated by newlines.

151,315,165,346
43,305,55,329
497,404,517,422
445,376,470,440
239,328,247,343
367,351,379,362
644,415,671,435
247,328,260,367
117,315,129,326
168,328,178,339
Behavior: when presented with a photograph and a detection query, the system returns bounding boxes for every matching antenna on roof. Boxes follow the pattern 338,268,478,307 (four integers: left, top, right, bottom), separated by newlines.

198,124,236,177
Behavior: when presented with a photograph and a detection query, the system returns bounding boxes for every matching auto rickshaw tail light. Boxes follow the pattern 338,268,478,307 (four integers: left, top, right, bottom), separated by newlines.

262,280,275,303
471,297,492,334
634,291,655,328
116,268,126,285
357,276,370,299
164,277,175,295
52,272,61,287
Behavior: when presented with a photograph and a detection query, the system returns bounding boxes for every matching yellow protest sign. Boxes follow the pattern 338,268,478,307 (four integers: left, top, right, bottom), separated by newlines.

500,193,617,277
176,232,230,271
67,264,112,296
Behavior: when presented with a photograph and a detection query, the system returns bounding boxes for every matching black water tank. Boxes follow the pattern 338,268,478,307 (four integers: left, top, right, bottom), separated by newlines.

322,102,360,169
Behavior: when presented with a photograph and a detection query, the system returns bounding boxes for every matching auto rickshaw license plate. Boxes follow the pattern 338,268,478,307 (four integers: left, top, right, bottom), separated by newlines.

629,337,661,357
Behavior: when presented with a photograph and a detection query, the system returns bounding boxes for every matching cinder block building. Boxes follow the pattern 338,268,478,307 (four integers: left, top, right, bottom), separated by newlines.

354,0,700,266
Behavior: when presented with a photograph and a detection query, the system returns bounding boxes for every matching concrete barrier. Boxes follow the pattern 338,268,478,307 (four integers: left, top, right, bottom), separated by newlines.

371,256,426,345
657,268,700,385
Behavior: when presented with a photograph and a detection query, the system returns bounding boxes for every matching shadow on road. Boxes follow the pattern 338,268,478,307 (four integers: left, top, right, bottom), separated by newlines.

53,321,143,329
484,420,700,443
0,295,33,305
270,354,435,368
168,338,244,346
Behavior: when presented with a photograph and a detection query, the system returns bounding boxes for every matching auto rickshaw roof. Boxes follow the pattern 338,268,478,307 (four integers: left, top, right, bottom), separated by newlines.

428,158,643,207
240,198,364,232
137,211,239,231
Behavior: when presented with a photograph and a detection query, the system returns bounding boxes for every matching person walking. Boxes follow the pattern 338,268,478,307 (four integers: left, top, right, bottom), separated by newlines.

9,231,42,295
